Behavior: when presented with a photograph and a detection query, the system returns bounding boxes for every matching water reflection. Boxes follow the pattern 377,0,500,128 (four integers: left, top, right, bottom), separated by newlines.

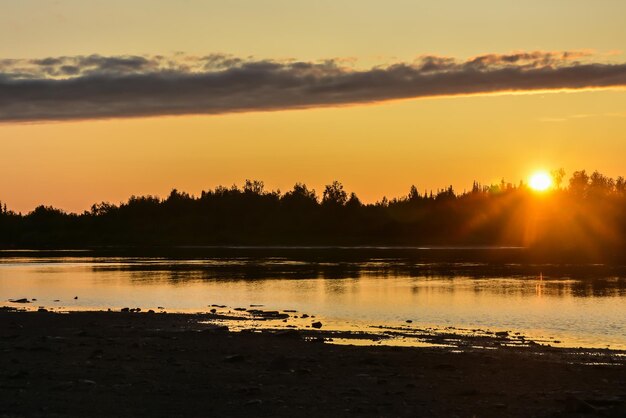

80,259,626,298
1,255,625,349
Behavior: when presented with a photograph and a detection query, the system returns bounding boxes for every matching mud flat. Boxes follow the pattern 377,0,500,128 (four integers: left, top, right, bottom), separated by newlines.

0,309,625,417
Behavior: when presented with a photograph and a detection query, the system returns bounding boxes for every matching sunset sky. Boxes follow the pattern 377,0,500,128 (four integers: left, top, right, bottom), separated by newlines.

1,0,626,213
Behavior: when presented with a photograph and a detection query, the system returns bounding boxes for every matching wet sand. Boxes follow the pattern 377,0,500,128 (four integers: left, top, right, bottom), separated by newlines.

1,310,625,417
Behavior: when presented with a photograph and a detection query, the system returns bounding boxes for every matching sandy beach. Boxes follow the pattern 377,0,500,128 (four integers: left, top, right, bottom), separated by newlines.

1,309,624,418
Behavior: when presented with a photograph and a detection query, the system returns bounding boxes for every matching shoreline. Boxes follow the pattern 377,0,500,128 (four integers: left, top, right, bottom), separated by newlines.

5,301,626,352
1,310,625,417
3,245,624,265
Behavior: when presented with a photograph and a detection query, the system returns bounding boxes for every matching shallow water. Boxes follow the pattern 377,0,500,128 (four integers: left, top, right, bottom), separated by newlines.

1,252,625,349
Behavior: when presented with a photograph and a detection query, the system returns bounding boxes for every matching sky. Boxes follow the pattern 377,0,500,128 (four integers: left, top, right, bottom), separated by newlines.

1,0,626,213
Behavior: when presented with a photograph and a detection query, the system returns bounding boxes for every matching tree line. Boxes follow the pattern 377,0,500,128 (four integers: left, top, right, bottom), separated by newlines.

1,170,626,261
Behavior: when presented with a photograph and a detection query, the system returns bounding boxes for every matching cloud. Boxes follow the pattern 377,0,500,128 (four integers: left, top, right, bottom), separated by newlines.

539,112,626,123
1,51,625,122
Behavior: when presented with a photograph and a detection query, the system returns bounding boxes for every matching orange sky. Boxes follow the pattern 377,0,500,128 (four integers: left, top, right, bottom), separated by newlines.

1,1,626,213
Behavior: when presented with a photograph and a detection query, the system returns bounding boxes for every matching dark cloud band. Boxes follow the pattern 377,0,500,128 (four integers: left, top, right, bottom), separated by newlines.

1,51,625,122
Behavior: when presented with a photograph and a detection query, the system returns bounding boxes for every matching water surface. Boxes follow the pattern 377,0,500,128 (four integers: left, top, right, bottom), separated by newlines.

1,251,625,349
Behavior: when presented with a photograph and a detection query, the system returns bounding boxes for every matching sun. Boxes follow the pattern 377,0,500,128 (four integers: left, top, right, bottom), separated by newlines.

529,171,553,191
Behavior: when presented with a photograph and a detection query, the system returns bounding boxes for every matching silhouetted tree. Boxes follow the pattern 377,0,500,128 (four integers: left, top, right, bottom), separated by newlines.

551,168,566,189
408,185,421,201
243,179,265,195
589,171,614,195
436,186,455,201
322,181,348,206
616,177,626,193
282,183,318,205
346,192,362,208
569,170,589,196
2,171,626,262
90,202,115,216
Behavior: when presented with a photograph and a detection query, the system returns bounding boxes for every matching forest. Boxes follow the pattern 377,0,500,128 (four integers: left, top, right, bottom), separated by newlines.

1,169,626,261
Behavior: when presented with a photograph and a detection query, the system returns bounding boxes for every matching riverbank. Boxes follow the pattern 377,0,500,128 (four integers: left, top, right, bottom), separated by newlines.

1,310,624,417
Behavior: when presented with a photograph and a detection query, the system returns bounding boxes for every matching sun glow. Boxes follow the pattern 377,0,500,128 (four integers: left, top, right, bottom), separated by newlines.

529,171,553,191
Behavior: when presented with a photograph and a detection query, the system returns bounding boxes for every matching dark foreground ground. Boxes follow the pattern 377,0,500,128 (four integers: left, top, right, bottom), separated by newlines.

0,311,625,418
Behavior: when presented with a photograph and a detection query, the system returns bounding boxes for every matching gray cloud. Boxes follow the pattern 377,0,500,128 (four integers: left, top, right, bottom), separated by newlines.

1,51,625,122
